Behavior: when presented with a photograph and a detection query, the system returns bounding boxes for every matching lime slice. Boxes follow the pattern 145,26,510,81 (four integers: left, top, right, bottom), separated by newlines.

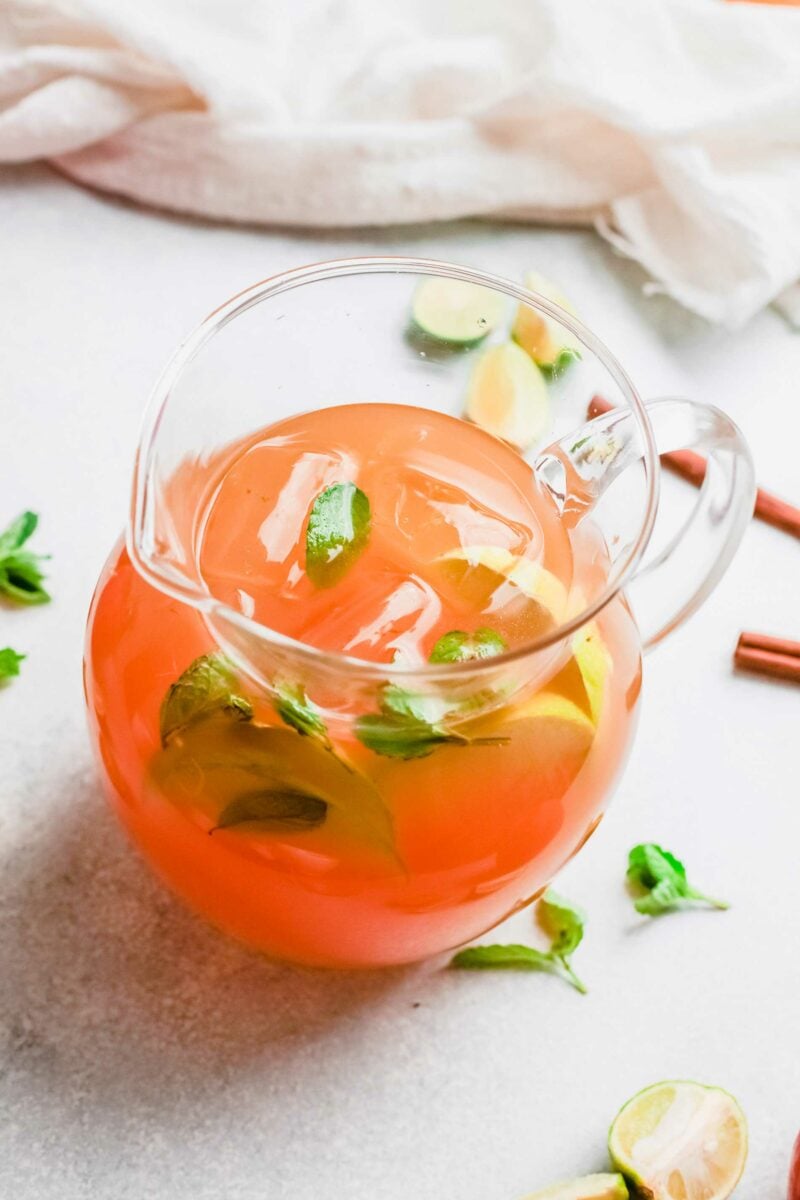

411,278,506,345
439,544,568,624
465,342,551,450
513,270,582,373
609,1081,748,1200
524,1174,628,1200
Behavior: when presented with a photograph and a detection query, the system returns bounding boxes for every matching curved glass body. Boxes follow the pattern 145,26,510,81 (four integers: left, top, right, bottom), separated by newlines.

83,260,754,968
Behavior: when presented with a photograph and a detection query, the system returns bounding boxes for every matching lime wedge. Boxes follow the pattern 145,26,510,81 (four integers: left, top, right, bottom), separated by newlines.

609,1081,747,1200
523,1175,628,1200
411,278,506,345
513,270,582,374
465,341,551,449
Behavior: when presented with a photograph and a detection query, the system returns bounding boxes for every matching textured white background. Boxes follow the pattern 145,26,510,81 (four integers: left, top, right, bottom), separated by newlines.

1,164,798,1200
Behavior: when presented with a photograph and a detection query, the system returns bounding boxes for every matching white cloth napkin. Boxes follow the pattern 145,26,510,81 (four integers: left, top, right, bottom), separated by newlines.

3,0,800,327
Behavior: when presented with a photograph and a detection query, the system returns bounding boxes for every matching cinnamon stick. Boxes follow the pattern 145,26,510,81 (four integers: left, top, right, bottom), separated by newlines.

737,630,800,659
734,635,800,686
588,395,800,540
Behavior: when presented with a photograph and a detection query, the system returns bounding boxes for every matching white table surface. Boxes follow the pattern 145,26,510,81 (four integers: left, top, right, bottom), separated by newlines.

1,163,798,1200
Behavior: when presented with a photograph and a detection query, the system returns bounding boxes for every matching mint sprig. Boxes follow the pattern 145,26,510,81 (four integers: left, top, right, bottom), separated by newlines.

429,627,507,663
0,511,50,605
305,482,370,587
450,887,587,994
627,843,729,916
0,647,25,683
159,653,253,744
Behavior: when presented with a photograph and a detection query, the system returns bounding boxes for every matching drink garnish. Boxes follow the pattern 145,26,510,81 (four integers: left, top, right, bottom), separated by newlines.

450,887,588,994
0,511,50,605
305,482,371,587
0,647,24,682
356,681,508,760
627,843,729,915
355,711,471,760
274,681,330,746
429,627,507,663
465,341,551,450
513,269,582,377
411,278,506,345
159,653,253,745
608,1081,747,1200
211,788,328,834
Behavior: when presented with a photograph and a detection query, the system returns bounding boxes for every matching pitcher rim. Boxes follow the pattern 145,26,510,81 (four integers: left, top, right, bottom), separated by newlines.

128,255,660,681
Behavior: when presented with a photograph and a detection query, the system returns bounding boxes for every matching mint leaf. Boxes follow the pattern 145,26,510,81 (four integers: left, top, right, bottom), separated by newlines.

356,685,507,760
0,647,24,682
212,788,327,834
451,944,555,971
0,511,50,605
627,843,728,915
0,512,38,556
541,347,581,379
160,653,253,745
305,482,370,587
450,888,588,993
274,682,329,744
429,627,507,663
538,887,585,957
355,711,462,760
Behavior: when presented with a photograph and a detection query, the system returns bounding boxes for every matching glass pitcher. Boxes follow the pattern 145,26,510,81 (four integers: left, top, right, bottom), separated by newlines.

84,259,755,968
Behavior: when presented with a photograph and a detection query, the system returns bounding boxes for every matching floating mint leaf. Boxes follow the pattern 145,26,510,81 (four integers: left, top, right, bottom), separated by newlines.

0,511,50,605
450,887,588,993
381,682,449,725
274,682,329,745
159,653,253,745
0,647,25,682
355,712,462,760
305,482,370,587
429,627,507,663
627,843,728,916
212,789,327,834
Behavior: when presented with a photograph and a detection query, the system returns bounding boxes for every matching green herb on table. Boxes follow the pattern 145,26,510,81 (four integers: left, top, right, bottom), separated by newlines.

429,627,507,663
159,652,253,745
450,887,588,994
627,843,729,916
0,511,51,605
211,788,328,834
305,482,371,587
0,647,25,683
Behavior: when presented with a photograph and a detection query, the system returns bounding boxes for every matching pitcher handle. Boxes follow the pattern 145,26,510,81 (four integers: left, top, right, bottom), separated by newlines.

537,397,756,652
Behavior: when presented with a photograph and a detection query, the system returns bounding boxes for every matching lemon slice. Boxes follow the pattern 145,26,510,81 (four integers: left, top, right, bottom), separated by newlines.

440,544,568,624
572,622,612,725
513,270,582,374
411,278,506,345
465,341,551,450
609,1081,748,1200
524,1174,628,1200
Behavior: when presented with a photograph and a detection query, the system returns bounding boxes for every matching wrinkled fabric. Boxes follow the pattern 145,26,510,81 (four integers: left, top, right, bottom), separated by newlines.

3,0,800,325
